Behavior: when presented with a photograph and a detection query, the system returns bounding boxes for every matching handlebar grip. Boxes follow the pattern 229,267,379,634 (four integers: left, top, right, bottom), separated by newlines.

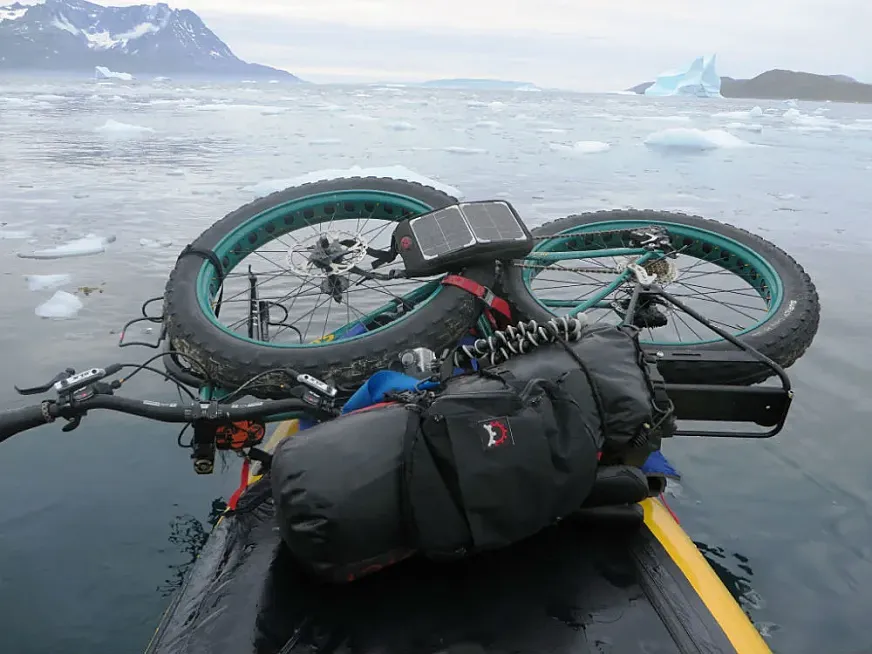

0,403,55,443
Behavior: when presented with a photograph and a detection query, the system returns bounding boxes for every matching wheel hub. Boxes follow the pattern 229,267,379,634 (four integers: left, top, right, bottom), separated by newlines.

287,230,368,277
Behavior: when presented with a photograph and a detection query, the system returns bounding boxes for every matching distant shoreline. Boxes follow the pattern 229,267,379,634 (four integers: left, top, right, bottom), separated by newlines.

629,69,872,104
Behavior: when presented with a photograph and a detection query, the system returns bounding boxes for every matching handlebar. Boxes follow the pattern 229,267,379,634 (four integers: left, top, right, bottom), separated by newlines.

0,394,323,444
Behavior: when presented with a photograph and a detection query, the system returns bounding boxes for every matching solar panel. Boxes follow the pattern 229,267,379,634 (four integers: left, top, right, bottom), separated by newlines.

462,201,527,243
409,205,476,260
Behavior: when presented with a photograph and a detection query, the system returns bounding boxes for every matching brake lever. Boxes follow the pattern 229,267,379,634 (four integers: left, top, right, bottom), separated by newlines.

62,416,82,433
15,365,123,397
15,368,76,396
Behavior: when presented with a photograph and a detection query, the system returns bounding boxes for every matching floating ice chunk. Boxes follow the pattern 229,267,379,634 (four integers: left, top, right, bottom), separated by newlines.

790,125,831,133
590,113,625,123
443,146,487,155
726,122,764,133
25,274,72,291
0,229,32,239
18,234,116,260
842,122,872,132
473,120,501,129
535,127,567,134
35,291,83,320
488,101,505,111
308,138,342,145
95,119,155,136
551,140,610,154
242,165,464,200
34,94,65,101
550,141,611,155
645,54,722,98
783,99,799,108
643,115,691,123
95,66,133,81
195,103,287,114
385,121,416,131
346,114,377,122
715,106,764,119
782,109,834,132
139,238,174,248
644,128,754,151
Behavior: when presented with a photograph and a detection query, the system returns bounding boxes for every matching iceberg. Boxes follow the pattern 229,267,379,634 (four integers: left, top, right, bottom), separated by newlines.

35,291,84,320
18,234,116,260
25,274,73,292
644,128,754,151
645,55,722,98
95,66,134,81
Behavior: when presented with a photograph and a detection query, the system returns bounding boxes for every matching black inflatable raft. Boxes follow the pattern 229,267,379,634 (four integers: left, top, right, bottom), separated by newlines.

144,423,771,654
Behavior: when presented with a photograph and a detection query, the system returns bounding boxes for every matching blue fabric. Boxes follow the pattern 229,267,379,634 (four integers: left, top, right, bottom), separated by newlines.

341,370,437,414
640,450,680,480
340,322,368,338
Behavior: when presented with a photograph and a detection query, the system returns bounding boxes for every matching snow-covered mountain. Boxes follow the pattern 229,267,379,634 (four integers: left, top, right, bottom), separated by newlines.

0,0,299,79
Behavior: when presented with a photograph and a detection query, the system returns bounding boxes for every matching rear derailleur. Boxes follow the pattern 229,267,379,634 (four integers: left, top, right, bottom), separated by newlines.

614,295,669,329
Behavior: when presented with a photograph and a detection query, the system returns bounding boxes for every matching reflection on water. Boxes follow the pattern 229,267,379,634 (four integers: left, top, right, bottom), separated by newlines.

696,541,782,640
159,498,227,597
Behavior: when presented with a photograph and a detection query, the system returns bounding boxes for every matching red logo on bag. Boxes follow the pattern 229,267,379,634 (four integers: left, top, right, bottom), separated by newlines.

479,418,513,450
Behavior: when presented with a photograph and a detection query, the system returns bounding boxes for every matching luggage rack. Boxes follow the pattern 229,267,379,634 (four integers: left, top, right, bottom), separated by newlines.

620,280,793,439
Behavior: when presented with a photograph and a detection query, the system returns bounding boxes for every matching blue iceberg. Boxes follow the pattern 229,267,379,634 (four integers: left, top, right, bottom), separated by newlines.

645,55,722,98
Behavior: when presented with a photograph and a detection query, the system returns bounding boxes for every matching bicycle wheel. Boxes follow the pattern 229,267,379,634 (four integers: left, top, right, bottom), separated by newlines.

500,209,820,385
163,177,495,396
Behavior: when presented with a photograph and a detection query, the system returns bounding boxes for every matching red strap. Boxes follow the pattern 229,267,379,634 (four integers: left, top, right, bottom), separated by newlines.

227,458,251,511
343,401,398,416
441,275,512,322
659,493,681,524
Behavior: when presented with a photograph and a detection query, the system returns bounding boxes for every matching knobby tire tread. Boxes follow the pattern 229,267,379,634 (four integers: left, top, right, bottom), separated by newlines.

500,209,821,386
162,177,494,396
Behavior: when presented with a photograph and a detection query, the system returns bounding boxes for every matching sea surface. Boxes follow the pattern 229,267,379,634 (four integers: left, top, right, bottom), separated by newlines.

1,77,872,654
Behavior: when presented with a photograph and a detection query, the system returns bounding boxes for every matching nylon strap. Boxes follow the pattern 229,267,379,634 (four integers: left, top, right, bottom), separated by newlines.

441,275,512,321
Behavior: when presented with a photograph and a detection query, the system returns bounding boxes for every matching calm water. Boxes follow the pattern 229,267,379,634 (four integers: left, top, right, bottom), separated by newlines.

1,78,872,654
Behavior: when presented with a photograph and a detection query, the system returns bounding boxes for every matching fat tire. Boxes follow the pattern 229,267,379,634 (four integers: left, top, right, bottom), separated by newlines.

163,177,495,396
500,210,821,385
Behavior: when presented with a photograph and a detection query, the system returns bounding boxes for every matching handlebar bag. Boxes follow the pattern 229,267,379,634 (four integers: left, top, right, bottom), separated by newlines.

270,324,667,584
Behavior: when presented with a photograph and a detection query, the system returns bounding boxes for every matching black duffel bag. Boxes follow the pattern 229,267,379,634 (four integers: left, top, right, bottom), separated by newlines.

270,324,669,583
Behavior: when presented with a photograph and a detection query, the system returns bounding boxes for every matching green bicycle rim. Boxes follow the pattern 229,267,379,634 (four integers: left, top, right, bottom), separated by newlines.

522,219,785,346
195,189,444,348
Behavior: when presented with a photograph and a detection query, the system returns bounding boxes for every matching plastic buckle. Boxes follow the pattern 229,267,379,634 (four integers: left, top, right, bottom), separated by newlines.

441,275,512,323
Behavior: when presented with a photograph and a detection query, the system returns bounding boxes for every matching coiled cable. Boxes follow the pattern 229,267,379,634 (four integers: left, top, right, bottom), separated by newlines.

453,313,589,368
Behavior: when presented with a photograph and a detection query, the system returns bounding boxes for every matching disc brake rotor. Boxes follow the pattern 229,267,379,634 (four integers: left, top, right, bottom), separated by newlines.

287,229,368,277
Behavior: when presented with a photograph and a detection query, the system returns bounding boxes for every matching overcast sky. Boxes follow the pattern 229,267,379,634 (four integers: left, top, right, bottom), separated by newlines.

55,1,872,88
